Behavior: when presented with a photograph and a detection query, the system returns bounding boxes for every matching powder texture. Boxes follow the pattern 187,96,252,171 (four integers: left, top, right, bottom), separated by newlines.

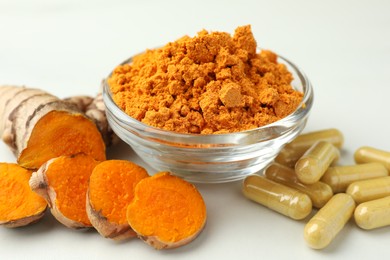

108,25,303,134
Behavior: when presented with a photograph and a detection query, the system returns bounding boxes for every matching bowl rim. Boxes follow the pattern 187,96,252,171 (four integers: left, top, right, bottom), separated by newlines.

102,52,313,145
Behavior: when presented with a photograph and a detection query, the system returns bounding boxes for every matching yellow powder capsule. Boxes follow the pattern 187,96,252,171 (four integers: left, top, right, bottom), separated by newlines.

242,175,312,220
354,146,390,172
304,193,355,249
354,196,390,230
321,163,388,193
275,129,344,168
264,163,333,208
295,141,340,184
346,176,390,204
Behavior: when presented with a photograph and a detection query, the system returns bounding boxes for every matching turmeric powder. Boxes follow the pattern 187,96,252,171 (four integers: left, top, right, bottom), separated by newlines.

126,172,207,249
108,25,303,134
0,163,47,228
30,153,100,229
87,160,149,240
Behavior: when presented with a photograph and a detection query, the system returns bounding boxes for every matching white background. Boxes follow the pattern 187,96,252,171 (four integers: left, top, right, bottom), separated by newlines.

1,0,390,259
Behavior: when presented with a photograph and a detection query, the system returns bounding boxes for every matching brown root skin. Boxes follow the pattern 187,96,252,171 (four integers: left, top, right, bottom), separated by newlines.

0,85,106,170
85,92,119,147
0,87,55,154
29,163,54,208
0,163,47,228
86,191,137,240
63,96,94,113
138,226,206,250
30,154,99,229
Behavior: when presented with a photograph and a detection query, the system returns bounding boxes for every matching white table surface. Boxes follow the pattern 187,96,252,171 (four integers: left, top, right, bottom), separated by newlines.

1,0,390,259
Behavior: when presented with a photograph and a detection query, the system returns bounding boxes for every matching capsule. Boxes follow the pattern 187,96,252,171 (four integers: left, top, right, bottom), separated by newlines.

321,163,388,193
354,196,390,230
354,146,390,172
275,129,344,168
304,193,355,249
346,176,390,204
264,163,333,208
295,141,340,184
242,175,312,220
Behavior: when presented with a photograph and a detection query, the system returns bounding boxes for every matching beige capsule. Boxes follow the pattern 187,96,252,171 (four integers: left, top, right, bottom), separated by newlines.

354,146,390,172
354,196,390,230
242,175,312,220
264,163,333,208
295,141,340,184
304,193,355,250
321,163,388,193
275,128,344,168
346,176,390,204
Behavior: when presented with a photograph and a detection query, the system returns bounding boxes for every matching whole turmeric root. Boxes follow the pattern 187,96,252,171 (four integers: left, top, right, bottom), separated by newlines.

126,172,207,249
29,153,100,229
87,160,149,240
0,85,106,169
0,163,47,228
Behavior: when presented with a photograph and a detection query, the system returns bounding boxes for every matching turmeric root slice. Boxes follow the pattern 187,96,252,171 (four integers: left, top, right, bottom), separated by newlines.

29,153,100,229
126,172,207,249
87,160,149,240
0,86,106,170
0,163,47,228
18,110,106,169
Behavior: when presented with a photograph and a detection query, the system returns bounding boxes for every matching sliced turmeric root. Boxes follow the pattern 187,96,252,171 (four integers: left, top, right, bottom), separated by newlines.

0,163,47,228
29,153,100,229
0,86,106,170
126,172,207,249
18,110,106,169
87,160,149,240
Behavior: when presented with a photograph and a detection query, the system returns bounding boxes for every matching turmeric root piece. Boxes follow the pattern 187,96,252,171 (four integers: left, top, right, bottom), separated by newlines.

0,85,106,169
63,91,119,147
127,172,207,249
63,95,94,113
0,163,47,228
29,153,100,229
87,160,149,240
85,92,119,147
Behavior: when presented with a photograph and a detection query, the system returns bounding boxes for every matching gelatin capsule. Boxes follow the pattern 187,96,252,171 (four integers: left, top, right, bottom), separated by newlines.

354,146,390,172
354,196,390,230
264,163,333,208
275,128,344,168
242,175,312,220
304,193,355,249
346,176,390,204
295,141,340,184
321,163,388,193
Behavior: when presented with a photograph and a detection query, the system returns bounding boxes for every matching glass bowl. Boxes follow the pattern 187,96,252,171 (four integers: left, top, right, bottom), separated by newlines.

102,54,313,183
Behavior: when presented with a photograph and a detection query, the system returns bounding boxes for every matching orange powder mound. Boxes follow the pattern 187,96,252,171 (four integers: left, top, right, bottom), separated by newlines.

45,154,100,226
108,25,303,134
88,160,149,225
